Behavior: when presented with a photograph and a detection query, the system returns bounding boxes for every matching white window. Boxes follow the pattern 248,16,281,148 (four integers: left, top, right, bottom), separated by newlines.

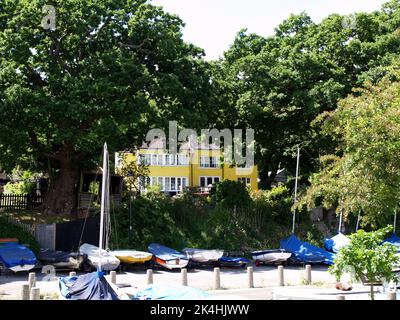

157,177,163,190
200,157,218,168
165,177,170,190
171,177,176,190
200,176,220,187
115,154,123,168
238,177,251,185
143,154,151,165
157,154,164,166
151,154,157,166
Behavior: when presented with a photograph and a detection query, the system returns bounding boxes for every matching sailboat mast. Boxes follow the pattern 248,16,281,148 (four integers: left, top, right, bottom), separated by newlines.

338,210,343,233
394,209,397,234
99,143,109,270
355,210,361,232
292,146,300,234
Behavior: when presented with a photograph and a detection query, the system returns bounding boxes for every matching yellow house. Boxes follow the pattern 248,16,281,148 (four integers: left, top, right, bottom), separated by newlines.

116,138,258,195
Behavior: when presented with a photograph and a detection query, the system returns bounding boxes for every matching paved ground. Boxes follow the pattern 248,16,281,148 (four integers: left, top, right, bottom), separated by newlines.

6,264,394,300
0,264,341,300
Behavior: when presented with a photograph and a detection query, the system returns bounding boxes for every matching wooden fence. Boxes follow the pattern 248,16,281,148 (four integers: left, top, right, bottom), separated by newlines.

0,193,43,210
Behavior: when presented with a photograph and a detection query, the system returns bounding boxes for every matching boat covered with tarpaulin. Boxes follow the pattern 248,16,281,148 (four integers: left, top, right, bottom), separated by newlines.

59,271,119,300
148,243,189,270
217,255,251,268
280,235,334,265
324,233,350,253
0,239,37,272
384,234,400,251
38,248,85,269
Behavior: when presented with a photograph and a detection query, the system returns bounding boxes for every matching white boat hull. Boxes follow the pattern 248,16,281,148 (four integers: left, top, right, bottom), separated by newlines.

183,248,224,263
252,251,292,264
79,243,120,271
9,264,35,272
155,257,189,270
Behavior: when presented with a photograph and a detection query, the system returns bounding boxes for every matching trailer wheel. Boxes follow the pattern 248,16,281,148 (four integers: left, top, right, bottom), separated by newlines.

255,260,261,267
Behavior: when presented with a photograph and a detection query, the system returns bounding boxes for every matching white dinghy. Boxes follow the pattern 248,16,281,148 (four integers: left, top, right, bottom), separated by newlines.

79,243,120,271
182,248,224,263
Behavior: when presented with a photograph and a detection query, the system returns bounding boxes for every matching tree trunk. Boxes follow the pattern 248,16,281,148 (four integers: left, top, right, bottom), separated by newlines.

42,161,79,215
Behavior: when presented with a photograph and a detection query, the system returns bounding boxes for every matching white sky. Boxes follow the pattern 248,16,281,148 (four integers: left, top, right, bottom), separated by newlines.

151,0,388,60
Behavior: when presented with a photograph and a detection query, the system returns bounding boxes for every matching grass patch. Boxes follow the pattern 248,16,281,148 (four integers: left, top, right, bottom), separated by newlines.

0,209,71,224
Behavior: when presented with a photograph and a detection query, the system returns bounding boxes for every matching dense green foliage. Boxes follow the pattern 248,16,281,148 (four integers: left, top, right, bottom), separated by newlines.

0,217,40,254
299,71,400,228
210,180,251,209
213,1,400,189
109,185,322,251
0,0,215,214
329,226,399,299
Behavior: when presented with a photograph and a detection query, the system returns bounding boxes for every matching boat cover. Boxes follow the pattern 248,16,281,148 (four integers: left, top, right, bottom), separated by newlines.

0,242,37,269
384,234,400,251
59,271,119,300
39,248,81,263
148,243,187,261
131,284,209,300
280,235,335,265
218,256,251,265
324,233,350,253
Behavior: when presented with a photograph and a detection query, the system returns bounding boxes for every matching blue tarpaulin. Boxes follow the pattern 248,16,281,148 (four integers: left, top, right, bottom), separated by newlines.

218,256,251,267
384,234,400,252
281,235,335,265
148,243,187,261
132,284,209,300
324,233,350,253
0,242,37,269
59,271,119,300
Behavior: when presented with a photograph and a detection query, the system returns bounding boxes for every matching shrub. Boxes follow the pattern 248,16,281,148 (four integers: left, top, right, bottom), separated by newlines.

329,226,400,300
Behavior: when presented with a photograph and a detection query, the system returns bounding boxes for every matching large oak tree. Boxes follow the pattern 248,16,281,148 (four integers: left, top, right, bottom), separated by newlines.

0,0,214,215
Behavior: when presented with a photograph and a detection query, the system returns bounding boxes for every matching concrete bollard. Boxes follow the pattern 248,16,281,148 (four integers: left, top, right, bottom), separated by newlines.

305,265,312,284
278,265,284,286
387,291,397,300
30,287,40,300
110,271,117,285
21,284,30,300
247,266,254,288
69,271,76,277
181,268,188,286
28,273,36,291
146,269,153,285
336,295,346,300
214,268,221,290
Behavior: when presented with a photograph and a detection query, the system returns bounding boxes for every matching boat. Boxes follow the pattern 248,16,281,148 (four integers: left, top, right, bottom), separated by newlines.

111,250,153,265
280,234,334,265
38,248,85,269
182,248,224,264
385,234,400,250
0,239,37,272
324,232,350,253
251,249,292,266
148,243,189,270
217,255,251,268
79,243,120,271
59,143,122,300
